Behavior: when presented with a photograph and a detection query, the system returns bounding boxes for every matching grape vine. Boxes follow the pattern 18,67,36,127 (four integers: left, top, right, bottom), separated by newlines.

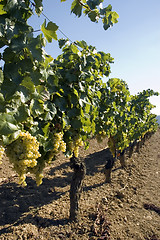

0,0,159,221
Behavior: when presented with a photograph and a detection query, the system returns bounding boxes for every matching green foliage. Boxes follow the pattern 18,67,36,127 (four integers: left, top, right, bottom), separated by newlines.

70,0,119,30
96,79,159,154
0,0,159,186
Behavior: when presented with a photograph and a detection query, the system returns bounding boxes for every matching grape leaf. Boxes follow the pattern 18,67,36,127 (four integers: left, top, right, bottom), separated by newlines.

71,0,82,17
0,113,19,135
0,4,7,15
41,20,58,42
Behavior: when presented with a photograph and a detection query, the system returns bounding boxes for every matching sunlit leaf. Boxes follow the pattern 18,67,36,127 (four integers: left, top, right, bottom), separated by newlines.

41,19,58,42
0,4,7,15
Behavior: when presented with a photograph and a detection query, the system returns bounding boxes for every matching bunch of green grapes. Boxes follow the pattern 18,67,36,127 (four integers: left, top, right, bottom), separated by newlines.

45,132,66,165
108,136,116,157
35,172,44,186
29,161,45,186
6,131,41,186
31,131,67,185
53,132,66,153
68,136,84,158
0,145,5,164
25,131,67,186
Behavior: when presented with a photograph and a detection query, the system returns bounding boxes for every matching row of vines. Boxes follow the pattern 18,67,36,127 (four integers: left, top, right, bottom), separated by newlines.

0,0,159,221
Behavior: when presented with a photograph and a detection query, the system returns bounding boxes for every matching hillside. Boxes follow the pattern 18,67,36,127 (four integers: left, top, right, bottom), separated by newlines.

0,130,160,240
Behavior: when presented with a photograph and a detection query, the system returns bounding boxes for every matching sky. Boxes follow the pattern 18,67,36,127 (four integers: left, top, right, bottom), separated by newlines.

22,1,160,115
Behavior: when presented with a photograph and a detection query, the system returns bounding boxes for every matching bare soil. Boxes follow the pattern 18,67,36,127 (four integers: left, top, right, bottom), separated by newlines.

0,129,160,240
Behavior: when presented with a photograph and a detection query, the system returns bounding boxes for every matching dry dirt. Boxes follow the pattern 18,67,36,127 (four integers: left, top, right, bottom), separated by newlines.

0,129,160,240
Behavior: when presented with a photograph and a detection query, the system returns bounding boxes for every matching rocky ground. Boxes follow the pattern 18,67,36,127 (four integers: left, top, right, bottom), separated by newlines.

0,129,160,240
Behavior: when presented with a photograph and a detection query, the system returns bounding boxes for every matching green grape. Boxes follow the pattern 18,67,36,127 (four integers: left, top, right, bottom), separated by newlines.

28,131,66,186
28,159,45,186
6,131,41,186
76,138,84,147
53,132,66,153
19,174,27,186
67,136,83,158
59,141,66,152
73,137,83,157
0,146,5,164
74,146,79,158
36,173,44,186
68,141,74,153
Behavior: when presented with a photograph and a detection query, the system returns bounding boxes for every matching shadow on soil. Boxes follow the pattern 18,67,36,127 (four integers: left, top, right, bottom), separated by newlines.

0,147,120,233
0,177,67,225
84,148,110,176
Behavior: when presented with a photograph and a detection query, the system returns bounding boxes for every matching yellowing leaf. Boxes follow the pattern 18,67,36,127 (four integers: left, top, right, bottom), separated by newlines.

0,4,7,15
41,20,58,42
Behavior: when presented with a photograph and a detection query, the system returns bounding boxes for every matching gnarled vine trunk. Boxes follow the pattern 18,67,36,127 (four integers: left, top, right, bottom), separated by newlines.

136,140,140,153
128,142,134,158
104,149,116,183
69,156,86,221
119,150,126,168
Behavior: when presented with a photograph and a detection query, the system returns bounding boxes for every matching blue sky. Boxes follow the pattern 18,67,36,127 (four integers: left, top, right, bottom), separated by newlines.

28,0,160,115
